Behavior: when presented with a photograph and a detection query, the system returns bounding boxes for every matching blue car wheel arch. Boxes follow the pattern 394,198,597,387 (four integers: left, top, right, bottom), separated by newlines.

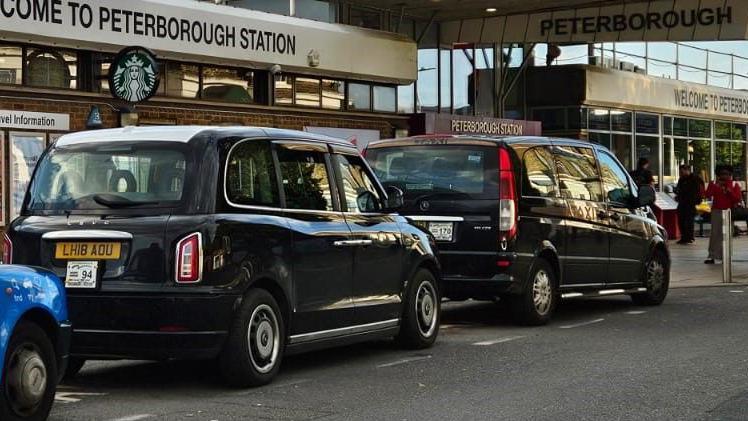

0,265,70,381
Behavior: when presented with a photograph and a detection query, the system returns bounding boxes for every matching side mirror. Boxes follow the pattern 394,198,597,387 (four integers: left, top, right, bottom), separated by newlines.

384,185,404,211
637,185,656,208
356,191,381,213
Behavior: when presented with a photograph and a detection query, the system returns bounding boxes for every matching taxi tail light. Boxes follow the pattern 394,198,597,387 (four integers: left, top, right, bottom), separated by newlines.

2,233,11,264
175,233,202,284
498,147,518,242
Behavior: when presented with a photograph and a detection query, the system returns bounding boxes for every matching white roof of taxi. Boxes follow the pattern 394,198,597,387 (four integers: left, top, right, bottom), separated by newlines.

54,126,222,146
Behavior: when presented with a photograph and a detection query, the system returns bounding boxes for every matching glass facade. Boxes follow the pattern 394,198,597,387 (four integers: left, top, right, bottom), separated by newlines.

534,105,748,190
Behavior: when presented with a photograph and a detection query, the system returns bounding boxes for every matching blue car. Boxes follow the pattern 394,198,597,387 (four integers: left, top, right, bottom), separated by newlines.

0,265,71,421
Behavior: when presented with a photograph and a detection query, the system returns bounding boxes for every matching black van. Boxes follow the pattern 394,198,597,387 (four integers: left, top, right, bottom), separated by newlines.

366,136,669,325
5,126,441,387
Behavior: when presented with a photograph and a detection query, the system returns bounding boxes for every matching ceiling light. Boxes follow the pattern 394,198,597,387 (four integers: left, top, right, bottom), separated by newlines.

486,7,497,12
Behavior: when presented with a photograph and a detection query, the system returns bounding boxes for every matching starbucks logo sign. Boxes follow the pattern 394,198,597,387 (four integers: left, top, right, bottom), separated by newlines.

108,47,160,103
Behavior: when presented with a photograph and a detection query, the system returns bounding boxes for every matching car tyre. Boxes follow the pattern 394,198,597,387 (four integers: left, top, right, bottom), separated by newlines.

218,289,285,388
61,357,85,382
0,321,58,421
509,259,557,326
631,249,669,306
396,269,440,349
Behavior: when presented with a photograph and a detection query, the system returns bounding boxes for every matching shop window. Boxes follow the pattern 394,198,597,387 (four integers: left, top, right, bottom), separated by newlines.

348,83,371,111
733,124,747,141
0,46,22,84
672,117,688,137
635,113,659,135
274,75,293,105
589,132,611,150
533,108,566,131
568,108,587,130
295,77,321,107
610,110,632,132
322,79,344,110
166,63,199,99
612,134,633,171
475,46,495,117
202,67,254,104
26,48,77,89
440,49,452,113
453,46,474,115
9,132,46,220
663,137,690,186
373,86,396,113
397,83,415,114
349,6,381,30
295,0,335,22
716,141,746,180
416,21,438,113
226,140,278,207
589,109,610,130
635,136,659,186
689,119,711,138
715,121,732,140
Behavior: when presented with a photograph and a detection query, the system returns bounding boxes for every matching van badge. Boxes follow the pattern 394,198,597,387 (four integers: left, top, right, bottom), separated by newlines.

419,200,430,211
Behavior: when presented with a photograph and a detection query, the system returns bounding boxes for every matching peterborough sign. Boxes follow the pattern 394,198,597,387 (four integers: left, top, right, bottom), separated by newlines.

109,47,160,103
442,0,748,44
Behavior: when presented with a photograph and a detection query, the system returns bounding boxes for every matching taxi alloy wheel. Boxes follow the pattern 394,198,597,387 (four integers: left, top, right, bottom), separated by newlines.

397,268,440,349
1,321,57,421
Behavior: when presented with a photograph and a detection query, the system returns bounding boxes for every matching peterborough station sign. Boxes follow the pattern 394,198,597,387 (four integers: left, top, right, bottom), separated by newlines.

0,0,416,83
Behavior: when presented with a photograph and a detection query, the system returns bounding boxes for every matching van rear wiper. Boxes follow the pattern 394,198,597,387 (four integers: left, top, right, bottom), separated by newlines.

93,194,158,208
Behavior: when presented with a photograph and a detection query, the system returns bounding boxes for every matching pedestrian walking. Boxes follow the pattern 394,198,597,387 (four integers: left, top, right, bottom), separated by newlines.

675,165,703,244
704,167,742,264
631,157,655,187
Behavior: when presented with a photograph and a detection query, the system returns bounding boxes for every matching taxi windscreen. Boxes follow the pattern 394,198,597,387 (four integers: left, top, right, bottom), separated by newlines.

27,143,188,211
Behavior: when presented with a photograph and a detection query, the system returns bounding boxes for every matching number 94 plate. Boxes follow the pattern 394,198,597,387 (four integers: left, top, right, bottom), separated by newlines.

65,261,98,289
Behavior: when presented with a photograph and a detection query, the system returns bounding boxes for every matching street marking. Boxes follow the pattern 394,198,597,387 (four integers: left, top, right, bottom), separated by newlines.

625,311,647,315
473,336,525,346
559,318,604,329
729,290,745,293
376,355,432,368
109,415,155,421
54,391,108,403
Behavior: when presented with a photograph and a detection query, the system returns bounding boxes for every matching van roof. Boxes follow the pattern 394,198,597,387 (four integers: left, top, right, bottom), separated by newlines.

54,126,356,147
367,135,600,149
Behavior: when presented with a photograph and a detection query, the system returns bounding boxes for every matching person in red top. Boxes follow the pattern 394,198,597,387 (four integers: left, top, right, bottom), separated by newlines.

704,167,743,264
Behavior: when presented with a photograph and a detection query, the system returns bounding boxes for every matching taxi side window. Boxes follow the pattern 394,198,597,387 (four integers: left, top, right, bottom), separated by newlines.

276,146,335,211
553,146,604,202
522,146,558,198
597,151,634,206
335,154,382,213
226,140,279,207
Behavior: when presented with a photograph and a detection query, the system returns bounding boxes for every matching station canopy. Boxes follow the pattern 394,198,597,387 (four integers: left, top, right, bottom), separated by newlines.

348,0,748,43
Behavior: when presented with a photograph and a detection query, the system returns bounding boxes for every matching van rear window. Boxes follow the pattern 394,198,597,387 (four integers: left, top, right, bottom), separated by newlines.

367,145,498,199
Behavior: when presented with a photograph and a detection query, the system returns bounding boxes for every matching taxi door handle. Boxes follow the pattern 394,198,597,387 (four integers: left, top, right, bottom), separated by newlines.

334,239,373,247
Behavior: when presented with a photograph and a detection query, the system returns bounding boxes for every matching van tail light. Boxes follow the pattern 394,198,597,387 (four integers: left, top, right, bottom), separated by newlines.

175,233,203,284
2,233,12,264
498,147,518,243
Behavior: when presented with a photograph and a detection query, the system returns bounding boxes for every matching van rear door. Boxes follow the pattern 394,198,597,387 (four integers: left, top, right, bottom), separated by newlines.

366,139,500,281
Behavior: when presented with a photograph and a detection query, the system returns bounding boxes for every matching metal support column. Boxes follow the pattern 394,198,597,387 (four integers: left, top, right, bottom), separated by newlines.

723,209,733,283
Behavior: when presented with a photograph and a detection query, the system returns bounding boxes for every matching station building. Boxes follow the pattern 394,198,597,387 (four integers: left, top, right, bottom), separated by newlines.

0,0,747,225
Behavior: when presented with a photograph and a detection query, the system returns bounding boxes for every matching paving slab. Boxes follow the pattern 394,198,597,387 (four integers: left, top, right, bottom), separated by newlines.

668,236,748,288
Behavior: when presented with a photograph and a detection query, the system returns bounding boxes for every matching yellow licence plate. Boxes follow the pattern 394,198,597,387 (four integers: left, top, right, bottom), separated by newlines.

55,242,121,260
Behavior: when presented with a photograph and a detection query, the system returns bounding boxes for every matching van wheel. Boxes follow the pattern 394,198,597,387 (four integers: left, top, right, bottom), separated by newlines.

62,358,86,382
218,289,285,388
509,259,557,326
396,269,440,349
631,250,669,306
0,321,57,421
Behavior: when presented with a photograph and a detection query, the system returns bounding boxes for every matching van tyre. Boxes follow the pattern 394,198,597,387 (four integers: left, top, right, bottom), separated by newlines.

218,289,285,388
0,321,58,421
631,250,669,306
61,357,85,381
509,259,557,326
397,269,440,349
